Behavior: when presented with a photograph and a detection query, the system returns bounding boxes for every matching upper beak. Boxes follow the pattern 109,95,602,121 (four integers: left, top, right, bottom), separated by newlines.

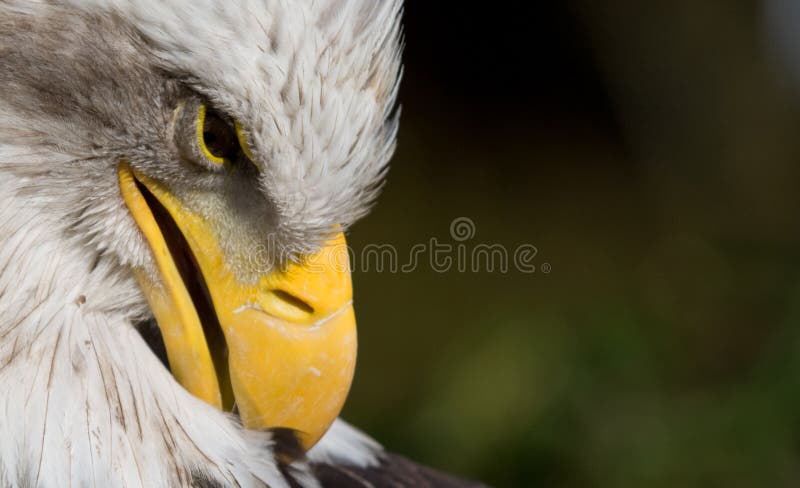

118,163,356,449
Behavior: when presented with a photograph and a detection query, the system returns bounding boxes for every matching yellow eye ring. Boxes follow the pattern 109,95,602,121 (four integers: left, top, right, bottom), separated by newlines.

196,104,227,166
234,121,255,162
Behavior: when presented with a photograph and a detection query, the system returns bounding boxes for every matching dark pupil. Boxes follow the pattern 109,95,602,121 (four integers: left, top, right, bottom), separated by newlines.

203,111,239,161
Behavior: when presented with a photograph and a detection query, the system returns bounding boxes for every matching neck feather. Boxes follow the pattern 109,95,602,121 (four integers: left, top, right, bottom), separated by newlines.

0,184,296,488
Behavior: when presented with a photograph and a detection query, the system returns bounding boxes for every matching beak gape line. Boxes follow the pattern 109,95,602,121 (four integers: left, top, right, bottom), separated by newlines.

119,162,357,449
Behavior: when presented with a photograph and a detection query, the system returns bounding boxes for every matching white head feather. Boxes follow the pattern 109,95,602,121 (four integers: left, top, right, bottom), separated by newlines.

0,0,402,486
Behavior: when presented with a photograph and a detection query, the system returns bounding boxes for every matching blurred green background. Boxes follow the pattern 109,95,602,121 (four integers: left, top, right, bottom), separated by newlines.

340,2,800,486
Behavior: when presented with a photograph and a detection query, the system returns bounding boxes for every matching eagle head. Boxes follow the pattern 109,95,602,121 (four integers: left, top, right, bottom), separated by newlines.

0,0,401,486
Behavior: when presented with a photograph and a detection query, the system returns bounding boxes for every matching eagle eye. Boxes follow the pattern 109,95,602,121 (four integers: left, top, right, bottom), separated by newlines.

197,104,241,165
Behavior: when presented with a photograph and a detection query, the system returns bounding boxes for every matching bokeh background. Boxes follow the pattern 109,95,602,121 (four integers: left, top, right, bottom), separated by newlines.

341,2,800,486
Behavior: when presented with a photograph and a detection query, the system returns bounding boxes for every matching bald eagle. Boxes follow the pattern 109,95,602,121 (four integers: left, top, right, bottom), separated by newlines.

0,1,483,486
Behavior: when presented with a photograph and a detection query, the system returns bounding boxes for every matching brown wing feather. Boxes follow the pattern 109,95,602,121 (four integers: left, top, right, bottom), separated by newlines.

311,452,489,488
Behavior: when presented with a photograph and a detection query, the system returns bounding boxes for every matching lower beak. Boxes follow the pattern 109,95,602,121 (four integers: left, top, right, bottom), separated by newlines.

118,163,356,449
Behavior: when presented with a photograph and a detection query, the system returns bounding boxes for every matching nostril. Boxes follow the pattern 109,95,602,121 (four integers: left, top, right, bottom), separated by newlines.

272,290,314,315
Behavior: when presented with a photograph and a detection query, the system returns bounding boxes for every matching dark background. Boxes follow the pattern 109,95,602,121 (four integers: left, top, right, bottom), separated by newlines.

341,2,800,486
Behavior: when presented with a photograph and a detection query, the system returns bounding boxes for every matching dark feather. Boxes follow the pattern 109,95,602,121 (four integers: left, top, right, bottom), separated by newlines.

311,453,489,488
190,471,224,488
270,427,307,488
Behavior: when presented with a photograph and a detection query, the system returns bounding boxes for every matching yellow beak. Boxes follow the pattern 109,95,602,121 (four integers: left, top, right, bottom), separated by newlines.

118,163,356,449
